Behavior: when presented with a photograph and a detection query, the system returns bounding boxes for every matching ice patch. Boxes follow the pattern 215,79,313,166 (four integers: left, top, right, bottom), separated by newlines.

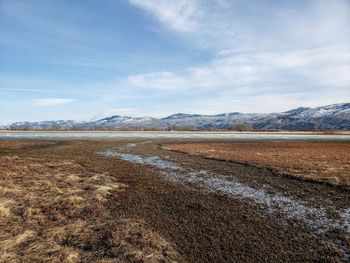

164,170,350,234
126,141,153,148
98,150,181,170
98,149,350,259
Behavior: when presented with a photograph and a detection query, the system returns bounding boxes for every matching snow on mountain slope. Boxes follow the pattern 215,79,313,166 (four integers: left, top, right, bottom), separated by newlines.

6,103,350,131
296,103,350,118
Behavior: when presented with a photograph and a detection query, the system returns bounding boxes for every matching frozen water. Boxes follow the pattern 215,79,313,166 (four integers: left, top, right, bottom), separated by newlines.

2,132,350,140
100,150,350,235
98,150,182,170
99,149,350,259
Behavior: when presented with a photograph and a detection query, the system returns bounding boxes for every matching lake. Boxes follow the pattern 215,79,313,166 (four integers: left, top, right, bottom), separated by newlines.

1,132,350,140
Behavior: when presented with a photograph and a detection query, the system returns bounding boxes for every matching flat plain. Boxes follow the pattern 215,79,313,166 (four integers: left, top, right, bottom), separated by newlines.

0,138,349,262
164,141,350,188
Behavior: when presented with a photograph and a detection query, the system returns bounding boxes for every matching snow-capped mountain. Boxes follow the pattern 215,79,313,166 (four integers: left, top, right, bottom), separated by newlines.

91,115,166,130
296,103,350,119
9,120,82,130
4,103,350,131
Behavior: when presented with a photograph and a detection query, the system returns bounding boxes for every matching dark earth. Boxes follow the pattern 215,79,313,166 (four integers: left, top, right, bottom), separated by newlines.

0,138,349,262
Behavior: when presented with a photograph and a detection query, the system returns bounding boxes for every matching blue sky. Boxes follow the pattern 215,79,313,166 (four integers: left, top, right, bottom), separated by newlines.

1,0,349,124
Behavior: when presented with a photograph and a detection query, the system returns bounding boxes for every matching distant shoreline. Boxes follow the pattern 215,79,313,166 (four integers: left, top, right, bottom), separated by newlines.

1,130,350,135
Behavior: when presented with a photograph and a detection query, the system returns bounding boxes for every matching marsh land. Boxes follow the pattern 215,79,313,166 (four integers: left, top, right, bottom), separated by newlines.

0,138,349,262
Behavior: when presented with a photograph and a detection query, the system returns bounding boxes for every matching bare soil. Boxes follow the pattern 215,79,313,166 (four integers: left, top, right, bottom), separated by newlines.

164,141,350,188
0,139,349,262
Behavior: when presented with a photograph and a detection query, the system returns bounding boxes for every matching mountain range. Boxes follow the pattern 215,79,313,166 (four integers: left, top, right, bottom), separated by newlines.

3,103,350,131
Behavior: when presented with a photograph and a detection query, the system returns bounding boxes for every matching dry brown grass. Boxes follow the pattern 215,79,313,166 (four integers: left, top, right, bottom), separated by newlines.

165,142,350,188
0,141,54,150
0,155,181,262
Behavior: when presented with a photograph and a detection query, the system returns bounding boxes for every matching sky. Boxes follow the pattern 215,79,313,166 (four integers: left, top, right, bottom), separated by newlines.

1,0,350,124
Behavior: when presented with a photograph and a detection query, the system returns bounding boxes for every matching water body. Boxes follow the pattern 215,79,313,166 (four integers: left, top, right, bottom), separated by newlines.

1,132,350,140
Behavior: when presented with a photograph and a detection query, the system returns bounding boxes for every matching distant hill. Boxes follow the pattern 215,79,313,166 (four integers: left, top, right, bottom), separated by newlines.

5,103,350,131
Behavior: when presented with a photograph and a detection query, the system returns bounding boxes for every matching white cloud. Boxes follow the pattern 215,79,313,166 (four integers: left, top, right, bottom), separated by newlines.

126,71,190,91
33,98,76,106
130,0,350,51
124,45,350,92
129,0,201,32
126,0,350,111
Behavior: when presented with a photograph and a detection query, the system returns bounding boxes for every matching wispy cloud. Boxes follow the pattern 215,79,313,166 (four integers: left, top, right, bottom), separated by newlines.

33,98,76,106
129,0,350,51
127,0,350,110
1,0,349,124
0,88,54,93
124,45,350,92
129,0,200,32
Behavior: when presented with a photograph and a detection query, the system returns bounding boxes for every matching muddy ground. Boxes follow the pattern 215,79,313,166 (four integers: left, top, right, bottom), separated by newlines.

0,139,349,262
164,141,350,188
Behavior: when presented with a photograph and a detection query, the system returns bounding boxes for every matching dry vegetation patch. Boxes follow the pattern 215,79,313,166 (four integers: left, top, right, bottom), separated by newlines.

165,142,350,188
0,140,55,150
0,155,181,262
